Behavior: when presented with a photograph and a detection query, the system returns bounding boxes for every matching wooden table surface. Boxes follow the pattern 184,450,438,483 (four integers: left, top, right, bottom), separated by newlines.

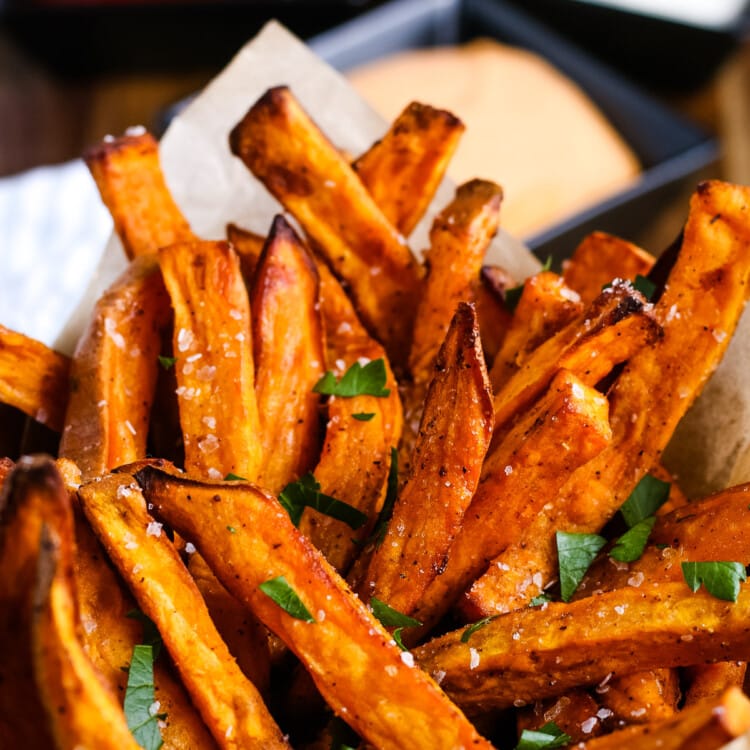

1,20,748,254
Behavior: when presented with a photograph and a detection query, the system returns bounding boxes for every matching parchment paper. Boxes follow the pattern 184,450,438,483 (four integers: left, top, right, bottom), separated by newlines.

54,21,539,353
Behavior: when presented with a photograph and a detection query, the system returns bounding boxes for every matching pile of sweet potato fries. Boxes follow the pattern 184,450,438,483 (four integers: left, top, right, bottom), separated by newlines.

3,84,750,750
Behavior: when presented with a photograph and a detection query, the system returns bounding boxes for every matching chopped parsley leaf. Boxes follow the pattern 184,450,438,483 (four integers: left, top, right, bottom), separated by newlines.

620,474,670,528
124,644,163,750
556,531,606,602
610,516,657,563
313,359,390,398
681,561,747,602
278,473,367,529
259,576,315,622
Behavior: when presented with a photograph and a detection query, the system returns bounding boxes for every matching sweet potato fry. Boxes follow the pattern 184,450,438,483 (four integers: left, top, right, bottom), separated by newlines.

359,303,493,617
412,369,611,631
84,131,195,259
59,254,171,479
229,86,422,364
517,689,605,743
596,669,680,724
562,231,655,305
491,281,659,437
159,240,262,482
488,271,583,392
79,473,289,749
684,662,747,706
298,261,401,573
414,582,750,713
0,456,71,747
0,325,70,431
227,222,266,280
352,102,464,237
579,686,750,749
250,216,324,493
475,265,515,364
31,488,142,749
134,463,492,750
409,180,502,385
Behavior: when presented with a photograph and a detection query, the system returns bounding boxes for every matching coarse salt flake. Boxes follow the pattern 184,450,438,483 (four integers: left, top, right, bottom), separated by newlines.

400,651,415,667
469,648,480,670
146,521,163,538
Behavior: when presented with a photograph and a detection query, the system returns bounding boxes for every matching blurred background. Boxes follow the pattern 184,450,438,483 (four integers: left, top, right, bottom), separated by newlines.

1,0,749,268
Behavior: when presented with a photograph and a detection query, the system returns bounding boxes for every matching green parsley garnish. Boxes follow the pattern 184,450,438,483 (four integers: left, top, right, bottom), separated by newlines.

329,716,360,750
224,473,247,482
682,561,747,602
516,721,571,749
278,473,367,529
313,359,390,398
610,516,657,563
226,526,237,534
620,474,670,527
157,355,177,370
124,644,164,750
460,615,497,643
503,283,525,313
556,531,607,602
369,597,421,651
352,412,376,421
633,274,656,301
529,593,552,607
259,576,315,622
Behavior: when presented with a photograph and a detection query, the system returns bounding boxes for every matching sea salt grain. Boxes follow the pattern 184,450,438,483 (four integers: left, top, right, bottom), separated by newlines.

146,522,163,538
469,648,480,670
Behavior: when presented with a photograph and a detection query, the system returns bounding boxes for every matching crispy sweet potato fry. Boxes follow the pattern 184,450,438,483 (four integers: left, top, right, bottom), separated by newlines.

597,669,680,725
79,473,289,749
251,216,324,493
409,180,502,385
0,457,70,747
84,131,195,259
227,222,266,281
229,86,422,364
517,689,605,743
359,303,493,616
415,582,750,713
412,369,611,631
580,687,750,749
0,325,70,431
488,271,583,392
475,265,515,364
492,281,659,435
563,231,655,305
159,240,262,481
134,463,492,750
59,254,171,479
684,662,747,706
31,489,141,750
352,102,464,237
298,261,402,573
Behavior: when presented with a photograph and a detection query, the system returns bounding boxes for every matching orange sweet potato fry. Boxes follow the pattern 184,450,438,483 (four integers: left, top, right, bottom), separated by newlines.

409,180,502,385
352,102,464,237
475,265,515,364
30,476,142,750
226,222,266,282
229,86,422,365
134,463,492,750
412,369,611,632
79,473,289,749
596,669,680,725
517,689,605,743
563,231,655,305
492,280,660,437
84,131,195,259
684,662,747,707
59,254,171,479
414,582,750,714
250,216,324,493
0,325,70,431
579,687,750,750
298,260,402,574
488,271,583,392
158,240,262,482
359,303,493,617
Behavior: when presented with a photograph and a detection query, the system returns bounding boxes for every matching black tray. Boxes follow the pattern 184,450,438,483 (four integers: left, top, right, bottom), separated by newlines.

309,0,719,263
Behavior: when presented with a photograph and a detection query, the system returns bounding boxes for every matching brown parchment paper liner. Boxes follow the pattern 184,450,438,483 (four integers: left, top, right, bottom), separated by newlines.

54,20,539,355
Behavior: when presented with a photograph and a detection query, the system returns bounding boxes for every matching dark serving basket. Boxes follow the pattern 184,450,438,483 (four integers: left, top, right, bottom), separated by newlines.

307,0,719,264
